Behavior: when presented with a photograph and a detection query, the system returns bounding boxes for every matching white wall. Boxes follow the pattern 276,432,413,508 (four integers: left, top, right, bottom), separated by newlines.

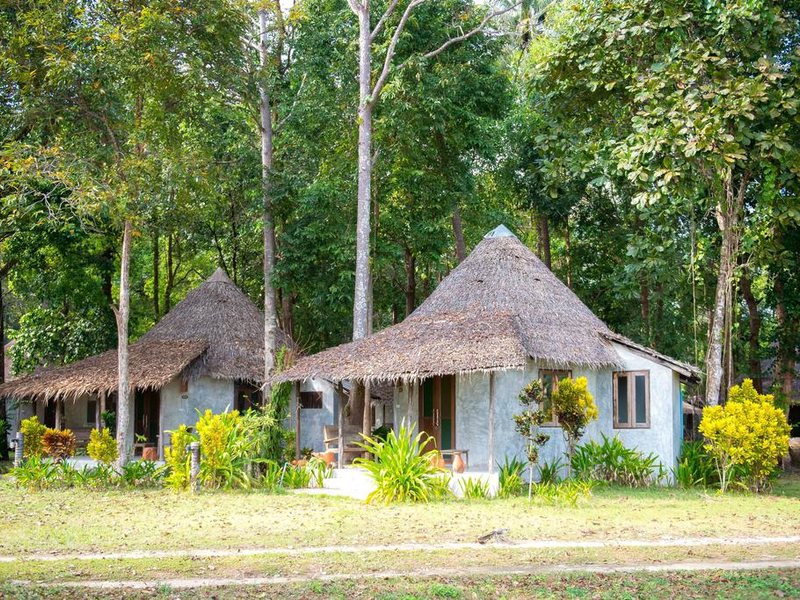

393,346,682,475
289,378,337,453
161,376,234,456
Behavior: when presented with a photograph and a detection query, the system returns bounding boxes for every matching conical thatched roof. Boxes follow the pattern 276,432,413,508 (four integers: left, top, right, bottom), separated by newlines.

275,226,698,384
0,268,292,401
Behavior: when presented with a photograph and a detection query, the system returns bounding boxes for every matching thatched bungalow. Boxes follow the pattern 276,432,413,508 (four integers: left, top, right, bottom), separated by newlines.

276,225,700,473
0,269,336,458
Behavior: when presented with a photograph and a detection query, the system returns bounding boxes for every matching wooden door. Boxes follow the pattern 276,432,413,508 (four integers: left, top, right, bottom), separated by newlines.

418,375,456,452
134,390,160,445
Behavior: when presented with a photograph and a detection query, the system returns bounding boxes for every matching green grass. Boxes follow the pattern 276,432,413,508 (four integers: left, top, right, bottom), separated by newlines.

1,474,799,556
2,570,799,599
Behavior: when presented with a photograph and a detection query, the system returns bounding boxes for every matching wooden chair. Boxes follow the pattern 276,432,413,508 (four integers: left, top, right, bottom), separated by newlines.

323,424,363,464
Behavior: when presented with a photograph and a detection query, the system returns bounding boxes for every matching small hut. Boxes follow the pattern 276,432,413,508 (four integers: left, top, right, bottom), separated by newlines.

276,225,700,473
0,269,318,458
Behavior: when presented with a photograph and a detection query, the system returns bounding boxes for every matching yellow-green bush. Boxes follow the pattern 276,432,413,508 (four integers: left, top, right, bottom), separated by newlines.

699,379,790,492
20,416,47,458
551,376,598,469
164,424,194,490
87,428,118,465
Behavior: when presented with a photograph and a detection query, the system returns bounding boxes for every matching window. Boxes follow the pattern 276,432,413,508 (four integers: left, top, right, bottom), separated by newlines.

539,370,572,425
235,382,262,412
87,400,97,424
614,371,650,428
299,391,323,410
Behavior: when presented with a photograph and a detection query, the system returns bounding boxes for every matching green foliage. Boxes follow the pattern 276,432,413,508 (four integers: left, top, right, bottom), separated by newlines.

571,434,664,487
355,422,451,504
699,379,790,492
551,377,598,470
10,456,58,490
20,416,46,458
538,457,564,485
101,411,116,432
674,441,718,489
514,379,551,497
87,428,118,465
42,428,76,461
529,480,595,508
458,476,491,500
120,461,164,488
497,456,526,498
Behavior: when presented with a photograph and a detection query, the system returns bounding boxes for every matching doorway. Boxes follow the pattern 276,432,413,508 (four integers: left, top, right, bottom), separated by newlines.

134,390,160,446
418,375,455,452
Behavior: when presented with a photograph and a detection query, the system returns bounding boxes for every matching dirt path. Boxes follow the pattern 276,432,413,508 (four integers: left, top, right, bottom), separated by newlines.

2,535,799,563
11,559,800,590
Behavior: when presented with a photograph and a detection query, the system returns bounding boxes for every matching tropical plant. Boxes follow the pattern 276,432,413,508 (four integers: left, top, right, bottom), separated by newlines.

259,461,285,491
306,456,332,488
497,456,526,498
164,425,194,491
120,461,164,488
101,411,116,432
10,456,57,490
87,428,118,465
699,379,790,492
551,377,598,473
529,480,594,507
458,476,491,500
538,457,564,485
20,416,46,458
282,463,313,489
42,428,76,461
571,434,663,487
514,379,551,499
673,441,718,489
355,422,451,504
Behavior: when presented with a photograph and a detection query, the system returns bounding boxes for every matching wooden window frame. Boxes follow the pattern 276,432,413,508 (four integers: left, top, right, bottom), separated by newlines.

613,370,650,429
299,391,323,410
539,369,572,426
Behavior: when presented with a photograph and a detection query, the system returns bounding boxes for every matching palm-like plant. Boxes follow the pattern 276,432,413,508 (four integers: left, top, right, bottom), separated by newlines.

355,423,451,504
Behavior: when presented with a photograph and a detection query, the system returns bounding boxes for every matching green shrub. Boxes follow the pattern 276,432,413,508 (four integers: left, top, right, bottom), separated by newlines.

11,456,57,489
42,428,76,461
551,376,599,473
674,440,718,488
87,428,118,465
355,422,451,504
120,460,164,488
497,456,525,498
20,416,47,458
282,463,313,489
571,434,664,486
538,457,564,485
458,476,491,500
259,460,285,491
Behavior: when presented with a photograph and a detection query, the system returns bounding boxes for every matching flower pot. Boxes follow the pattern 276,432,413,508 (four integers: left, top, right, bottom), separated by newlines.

142,446,158,461
452,452,465,474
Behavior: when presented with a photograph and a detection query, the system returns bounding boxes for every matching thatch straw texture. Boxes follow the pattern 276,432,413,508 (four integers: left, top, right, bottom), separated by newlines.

0,268,293,401
276,226,635,384
0,340,208,401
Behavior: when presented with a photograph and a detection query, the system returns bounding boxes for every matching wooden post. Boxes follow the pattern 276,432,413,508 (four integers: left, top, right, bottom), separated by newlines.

13,431,23,468
99,391,107,430
488,372,495,474
189,441,200,493
294,382,301,460
337,385,345,469
95,395,101,430
54,400,62,430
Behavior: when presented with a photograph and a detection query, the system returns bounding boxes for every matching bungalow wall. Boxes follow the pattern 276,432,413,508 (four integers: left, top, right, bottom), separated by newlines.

393,345,682,475
288,379,337,453
160,375,234,454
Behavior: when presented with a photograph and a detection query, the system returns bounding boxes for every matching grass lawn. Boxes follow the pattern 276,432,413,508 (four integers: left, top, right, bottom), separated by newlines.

2,570,800,599
1,473,798,594
1,474,798,556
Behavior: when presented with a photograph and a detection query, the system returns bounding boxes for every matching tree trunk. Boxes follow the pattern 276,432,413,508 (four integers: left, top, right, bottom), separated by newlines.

115,219,133,467
640,277,651,346
452,205,466,263
0,272,7,461
536,213,551,270
259,9,277,395
740,270,762,392
705,174,743,406
404,246,416,317
152,229,160,320
281,291,295,342
564,217,572,289
352,7,372,343
164,233,175,313
775,272,796,406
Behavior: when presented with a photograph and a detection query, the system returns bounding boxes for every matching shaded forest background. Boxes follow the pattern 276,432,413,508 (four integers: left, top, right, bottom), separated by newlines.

1,0,798,407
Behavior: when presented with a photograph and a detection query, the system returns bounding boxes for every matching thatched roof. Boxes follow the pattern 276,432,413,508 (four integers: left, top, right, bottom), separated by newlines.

0,268,292,401
0,340,208,402
276,225,644,384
